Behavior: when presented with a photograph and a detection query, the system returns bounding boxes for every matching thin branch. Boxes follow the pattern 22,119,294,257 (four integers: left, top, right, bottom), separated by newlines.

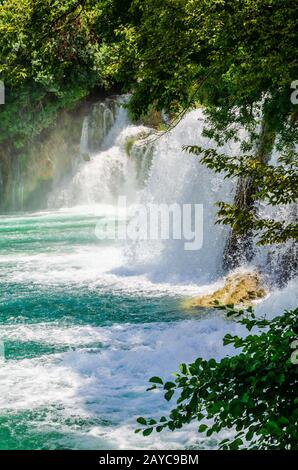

37,0,87,42
139,71,212,147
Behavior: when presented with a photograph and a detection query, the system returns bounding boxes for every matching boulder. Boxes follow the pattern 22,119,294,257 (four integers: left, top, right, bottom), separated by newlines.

183,271,267,309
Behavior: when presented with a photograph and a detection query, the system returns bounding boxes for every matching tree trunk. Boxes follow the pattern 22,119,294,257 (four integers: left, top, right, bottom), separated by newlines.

223,118,276,272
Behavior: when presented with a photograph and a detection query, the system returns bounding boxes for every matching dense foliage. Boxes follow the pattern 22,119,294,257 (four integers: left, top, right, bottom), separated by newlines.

0,0,130,146
97,0,298,248
136,305,298,450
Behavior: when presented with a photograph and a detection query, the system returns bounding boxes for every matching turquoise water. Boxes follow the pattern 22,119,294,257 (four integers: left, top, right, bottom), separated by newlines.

0,207,237,450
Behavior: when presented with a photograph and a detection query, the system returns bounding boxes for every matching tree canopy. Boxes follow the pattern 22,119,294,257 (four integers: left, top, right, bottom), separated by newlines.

97,0,298,247
0,0,121,146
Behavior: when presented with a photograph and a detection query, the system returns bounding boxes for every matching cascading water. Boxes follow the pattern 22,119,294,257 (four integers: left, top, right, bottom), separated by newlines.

80,116,90,158
49,99,152,207
123,109,239,283
47,97,297,298
253,202,298,287
11,155,24,210
0,97,296,450
50,103,240,284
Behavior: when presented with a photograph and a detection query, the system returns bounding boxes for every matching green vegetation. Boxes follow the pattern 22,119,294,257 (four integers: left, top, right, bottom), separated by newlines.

97,0,298,249
0,0,133,208
0,0,132,147
136,305,298,449
0,1,93,146
103,0,297,448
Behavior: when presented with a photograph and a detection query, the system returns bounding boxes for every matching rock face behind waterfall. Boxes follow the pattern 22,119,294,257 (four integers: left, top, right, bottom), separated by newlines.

0,94,118,212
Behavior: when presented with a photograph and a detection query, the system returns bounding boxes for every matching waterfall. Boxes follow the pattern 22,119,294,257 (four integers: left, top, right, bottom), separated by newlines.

80,116,89,158
88,99,116,152
128,134,155,187
253,201,298,287
48,104,238,283
47,98,296,290
49,101,239,283
12,155,24,210
48,102,250,284
49,99,153,207
123,109,238,283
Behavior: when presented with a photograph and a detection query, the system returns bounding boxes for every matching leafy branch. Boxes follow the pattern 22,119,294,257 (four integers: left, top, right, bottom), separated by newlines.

184,145,298,245
136,306,298,450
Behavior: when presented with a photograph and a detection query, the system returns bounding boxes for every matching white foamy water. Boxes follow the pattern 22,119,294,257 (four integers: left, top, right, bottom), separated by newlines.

123,109,240,284
50,102,152,207
0,318,243,449
255,278,298,318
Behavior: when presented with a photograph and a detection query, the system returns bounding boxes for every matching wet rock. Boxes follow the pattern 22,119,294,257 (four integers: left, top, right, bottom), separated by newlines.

183,271,267,309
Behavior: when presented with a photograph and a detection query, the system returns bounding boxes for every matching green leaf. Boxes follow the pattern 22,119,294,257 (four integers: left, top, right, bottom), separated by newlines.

179,363,188,375
165,390,175,401
198,424,208,433
241,393,249,403
230,438,243,449
136,417,147,425
246,429,254,441
148,419,157,425
164,381,176,390
149,376,163,385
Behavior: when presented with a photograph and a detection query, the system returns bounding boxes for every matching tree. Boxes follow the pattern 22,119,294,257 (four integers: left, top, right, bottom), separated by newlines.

109,0,298,449
136,305,298,450
0,0,106,146
99,0,298,261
